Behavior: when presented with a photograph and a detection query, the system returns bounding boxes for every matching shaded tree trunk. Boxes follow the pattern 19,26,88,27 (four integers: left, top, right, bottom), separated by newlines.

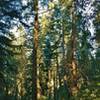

32,0,38,100
0,73,5,100
70,1,79,95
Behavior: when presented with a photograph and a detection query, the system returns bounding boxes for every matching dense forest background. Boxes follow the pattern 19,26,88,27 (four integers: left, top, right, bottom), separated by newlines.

0,0,100,100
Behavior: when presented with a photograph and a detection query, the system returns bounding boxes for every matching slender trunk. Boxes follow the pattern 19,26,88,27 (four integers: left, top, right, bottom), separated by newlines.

62,24,65,60
32,0,38,100
70,1,78,95
55,54,60,100
72,2,77,80
0,74,5,100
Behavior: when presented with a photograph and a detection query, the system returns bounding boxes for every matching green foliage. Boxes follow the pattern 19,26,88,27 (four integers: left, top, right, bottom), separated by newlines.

0,0,99,100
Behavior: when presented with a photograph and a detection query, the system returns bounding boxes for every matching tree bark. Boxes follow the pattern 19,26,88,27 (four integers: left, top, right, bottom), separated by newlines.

32,0,38,100
70,1,79,95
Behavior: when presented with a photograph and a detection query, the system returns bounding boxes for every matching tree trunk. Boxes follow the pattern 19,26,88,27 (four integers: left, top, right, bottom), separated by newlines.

70,1,79,95
32,0,38,100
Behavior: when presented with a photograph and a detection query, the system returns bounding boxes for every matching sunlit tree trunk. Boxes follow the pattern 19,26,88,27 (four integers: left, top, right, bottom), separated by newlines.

19,47,26,99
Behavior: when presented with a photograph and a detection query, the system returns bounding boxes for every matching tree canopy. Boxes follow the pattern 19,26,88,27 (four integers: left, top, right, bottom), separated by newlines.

0,0,100,100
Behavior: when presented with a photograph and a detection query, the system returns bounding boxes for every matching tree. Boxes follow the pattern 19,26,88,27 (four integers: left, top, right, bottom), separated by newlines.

32,0,39,100
0,0,100,99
